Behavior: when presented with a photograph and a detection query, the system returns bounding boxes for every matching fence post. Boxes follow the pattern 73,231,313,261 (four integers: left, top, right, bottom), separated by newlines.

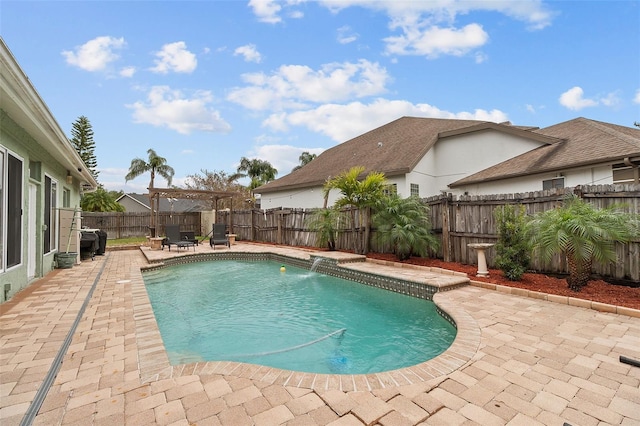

117,212,122,239
441,193,452,262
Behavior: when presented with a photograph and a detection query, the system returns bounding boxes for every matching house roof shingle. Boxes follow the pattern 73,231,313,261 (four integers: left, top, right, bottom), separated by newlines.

449,117,640,187
117,193,211,212
256,116,554,194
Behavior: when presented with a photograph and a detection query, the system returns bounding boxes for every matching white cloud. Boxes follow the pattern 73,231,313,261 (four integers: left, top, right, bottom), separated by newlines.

150,42,197,74
127,86,231,134
525,104,536,113
62,36,125,71
263,98,508,142
559,87,597,110
474,51,488,64
227,59,390,110
119,66,136,78
634,89,640,104
248,0,282,23
385,24,489,58
249,0,557,60
317,1,555,58
318,0,554,30
288,10,304,19
234,44,262,63
337,26,359,44
249,1,555,60
600,91,620,107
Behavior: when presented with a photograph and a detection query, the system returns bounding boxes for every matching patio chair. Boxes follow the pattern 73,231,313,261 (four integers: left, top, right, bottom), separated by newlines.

210,223,230,250
162,224,195,251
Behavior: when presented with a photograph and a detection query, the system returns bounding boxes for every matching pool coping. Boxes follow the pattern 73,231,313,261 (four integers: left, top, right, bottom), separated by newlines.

134,247,481,391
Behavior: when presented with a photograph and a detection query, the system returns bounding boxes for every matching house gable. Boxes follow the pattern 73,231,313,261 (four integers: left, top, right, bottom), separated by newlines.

116,193,211,212
256,116,558,206
450,117,640,188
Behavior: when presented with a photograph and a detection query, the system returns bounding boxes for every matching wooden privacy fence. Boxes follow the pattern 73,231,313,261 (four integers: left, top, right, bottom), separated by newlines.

81,212,202,239
84,184,639,282
222,184,639,283
423,184,639,282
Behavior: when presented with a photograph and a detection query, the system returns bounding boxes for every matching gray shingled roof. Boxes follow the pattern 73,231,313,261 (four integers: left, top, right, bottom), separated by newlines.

256,116,557,194
118,193,210,212
450,117,640,187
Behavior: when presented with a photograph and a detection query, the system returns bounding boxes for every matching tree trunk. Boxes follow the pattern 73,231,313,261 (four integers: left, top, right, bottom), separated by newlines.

350,208,359,253
363,207,371,255
567,255,592,291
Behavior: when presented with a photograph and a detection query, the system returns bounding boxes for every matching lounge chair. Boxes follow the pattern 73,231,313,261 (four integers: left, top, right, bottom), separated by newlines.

162,224,195,251
210,223,230,249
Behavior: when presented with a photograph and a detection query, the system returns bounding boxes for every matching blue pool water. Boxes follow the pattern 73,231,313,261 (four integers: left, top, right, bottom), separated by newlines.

143,260,456,374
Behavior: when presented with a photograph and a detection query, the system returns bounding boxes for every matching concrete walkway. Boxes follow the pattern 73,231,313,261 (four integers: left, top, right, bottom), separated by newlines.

1,243,639,425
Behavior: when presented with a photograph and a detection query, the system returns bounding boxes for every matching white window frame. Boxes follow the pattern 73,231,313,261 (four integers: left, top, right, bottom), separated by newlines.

0,148,3,273
542,177,564,190
44,174,58,254
1,147,24,272
612,163,637,184
410,183,419,197
62,187,71,208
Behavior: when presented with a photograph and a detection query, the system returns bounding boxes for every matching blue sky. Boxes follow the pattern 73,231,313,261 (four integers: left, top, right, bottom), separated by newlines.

2,0,639,193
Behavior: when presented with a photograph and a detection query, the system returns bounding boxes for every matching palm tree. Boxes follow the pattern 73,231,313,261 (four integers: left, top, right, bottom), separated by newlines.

81,187,125,212
232,157,278,190
324,166,387,254
292,151,317,172
527,194,639,291
306,207,340,251
373,195,439,260
125,149,175,230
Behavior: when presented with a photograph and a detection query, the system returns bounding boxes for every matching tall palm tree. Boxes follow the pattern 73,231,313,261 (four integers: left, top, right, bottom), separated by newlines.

125,149,175,230
373,195,439,261
527,194,639,291
292,151,317,172
231,157,278,190
324,166,387,254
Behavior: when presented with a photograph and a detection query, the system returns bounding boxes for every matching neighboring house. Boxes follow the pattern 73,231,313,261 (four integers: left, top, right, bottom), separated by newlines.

116,193,210,213
449,117,640,194
1,38,98,302
255,116,640,209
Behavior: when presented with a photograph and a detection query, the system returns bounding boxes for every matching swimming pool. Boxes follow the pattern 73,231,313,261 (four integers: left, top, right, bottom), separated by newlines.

143,259,457,374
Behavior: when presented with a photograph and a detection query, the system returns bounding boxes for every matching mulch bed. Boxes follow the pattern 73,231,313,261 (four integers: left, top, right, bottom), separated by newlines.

365,252,640,310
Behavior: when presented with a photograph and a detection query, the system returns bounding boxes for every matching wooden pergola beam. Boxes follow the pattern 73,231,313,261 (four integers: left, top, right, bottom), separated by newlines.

147,187,240,235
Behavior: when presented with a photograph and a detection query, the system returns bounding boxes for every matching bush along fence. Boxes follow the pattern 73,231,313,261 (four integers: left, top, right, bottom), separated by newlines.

84,184,639,283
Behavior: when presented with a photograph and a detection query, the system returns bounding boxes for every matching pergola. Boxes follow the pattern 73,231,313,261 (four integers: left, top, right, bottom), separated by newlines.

147,187,240,236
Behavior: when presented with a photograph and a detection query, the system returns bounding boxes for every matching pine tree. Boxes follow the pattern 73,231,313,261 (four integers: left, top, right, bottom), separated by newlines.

70,116,99,181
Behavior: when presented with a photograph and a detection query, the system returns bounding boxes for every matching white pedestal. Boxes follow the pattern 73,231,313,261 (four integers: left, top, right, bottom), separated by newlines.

468,243,494,277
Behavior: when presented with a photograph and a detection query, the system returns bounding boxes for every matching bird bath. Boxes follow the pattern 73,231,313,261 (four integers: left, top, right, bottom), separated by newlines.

467,243,495,277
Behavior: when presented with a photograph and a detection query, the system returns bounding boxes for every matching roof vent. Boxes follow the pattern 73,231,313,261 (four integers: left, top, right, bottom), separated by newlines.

378,142,383,147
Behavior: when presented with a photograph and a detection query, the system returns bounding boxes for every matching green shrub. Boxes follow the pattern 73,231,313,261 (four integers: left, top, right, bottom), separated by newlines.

494,204,531,281
373,195,439,261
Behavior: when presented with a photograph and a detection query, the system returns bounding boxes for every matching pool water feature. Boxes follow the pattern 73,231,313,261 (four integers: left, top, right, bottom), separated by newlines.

143,260,457,374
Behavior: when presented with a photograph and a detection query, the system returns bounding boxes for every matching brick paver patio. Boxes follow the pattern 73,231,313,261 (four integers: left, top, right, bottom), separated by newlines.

1,243,639,425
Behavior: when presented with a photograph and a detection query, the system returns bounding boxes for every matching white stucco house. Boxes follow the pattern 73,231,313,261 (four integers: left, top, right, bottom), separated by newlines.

0,38,98,302
255,116,640,209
